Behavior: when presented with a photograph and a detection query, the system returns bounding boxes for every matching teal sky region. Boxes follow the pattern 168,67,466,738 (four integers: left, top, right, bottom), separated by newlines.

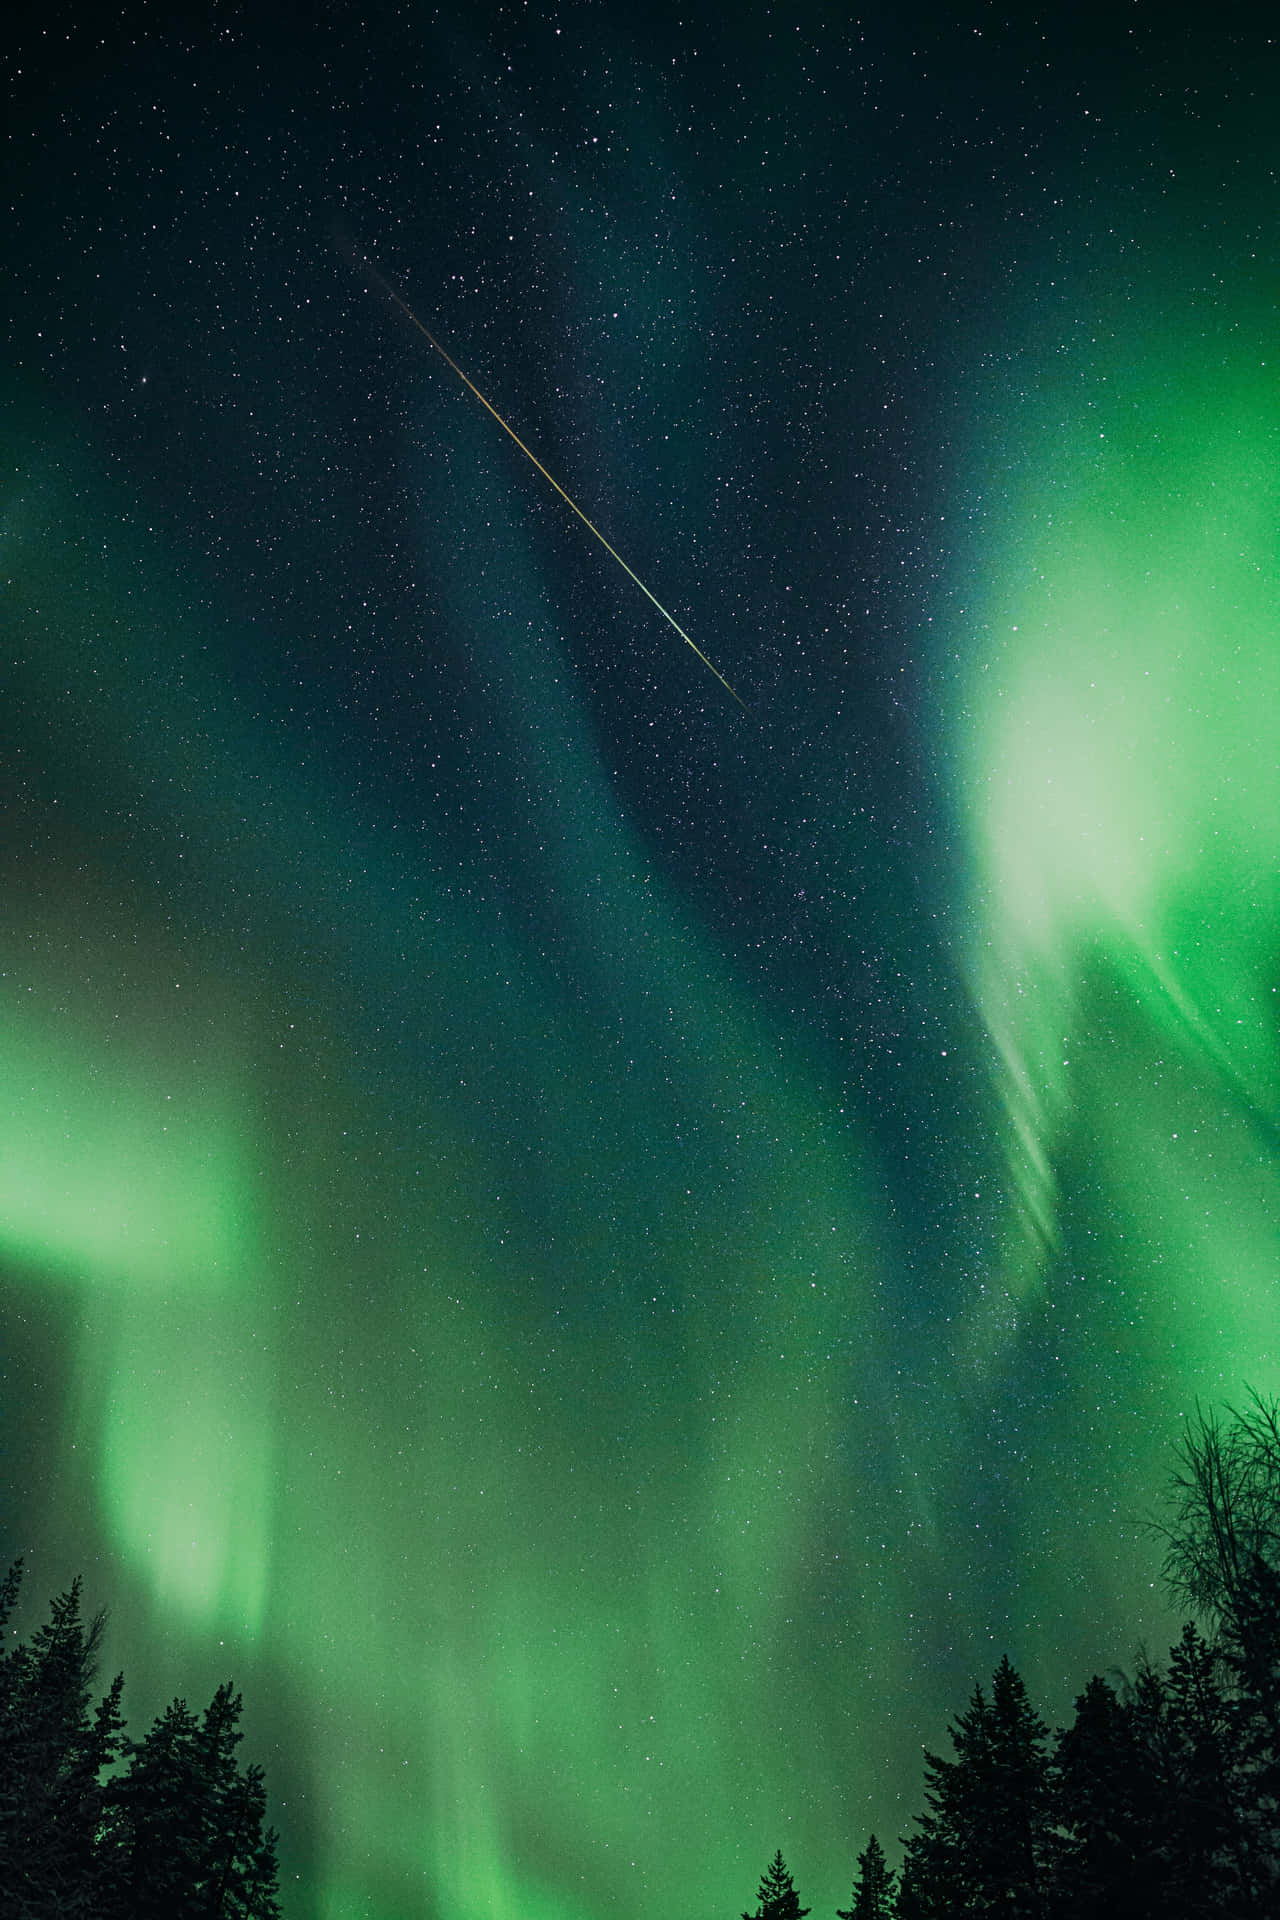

3,7,1280,1918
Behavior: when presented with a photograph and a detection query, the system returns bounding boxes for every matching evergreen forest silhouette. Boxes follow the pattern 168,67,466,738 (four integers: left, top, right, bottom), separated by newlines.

0,1561,279,1918
5,1393,1280,1917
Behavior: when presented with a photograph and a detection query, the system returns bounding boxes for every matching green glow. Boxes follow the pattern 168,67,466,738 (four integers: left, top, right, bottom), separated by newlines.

0,905,273,1638
87,1295,277,1639
255,952,910,1920
952,307,1280,1403
10,135,1280,1918
4,410,923,1915
0,986,254,1293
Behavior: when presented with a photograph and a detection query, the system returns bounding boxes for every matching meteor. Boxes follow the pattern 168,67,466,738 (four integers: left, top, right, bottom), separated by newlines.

361,260,747,711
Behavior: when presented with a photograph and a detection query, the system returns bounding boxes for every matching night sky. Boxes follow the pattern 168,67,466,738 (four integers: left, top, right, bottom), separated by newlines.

4,5,1280,1917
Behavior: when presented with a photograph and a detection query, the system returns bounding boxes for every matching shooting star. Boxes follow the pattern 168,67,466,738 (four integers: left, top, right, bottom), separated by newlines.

361,259,747,711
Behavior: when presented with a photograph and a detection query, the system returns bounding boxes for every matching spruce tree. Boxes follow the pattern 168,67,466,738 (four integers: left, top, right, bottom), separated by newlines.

1096,1629,1254,1919
0,1561,279,1918
742,1849,809,1920
0,1565,126,1918
836,1833,894,1920
108,1685,280,1919
1053,1673,1158,1918
899,1656,1053,1918
1164,1620,1248,1914
196,1683,281,1920
1220,1553,1280,1906
892,1851,928,1920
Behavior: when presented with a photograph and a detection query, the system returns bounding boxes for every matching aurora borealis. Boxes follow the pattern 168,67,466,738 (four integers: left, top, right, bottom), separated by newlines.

4,6,1280,1917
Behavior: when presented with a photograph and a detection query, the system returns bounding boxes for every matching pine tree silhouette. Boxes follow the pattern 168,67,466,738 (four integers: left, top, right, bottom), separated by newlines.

900,1656,1053,1918
0,1563,125,1917
742,1849,810,1920
109,1684,280,1918
836,1833,895,1920
0,1561,279,1919
1053,1672,1160,1919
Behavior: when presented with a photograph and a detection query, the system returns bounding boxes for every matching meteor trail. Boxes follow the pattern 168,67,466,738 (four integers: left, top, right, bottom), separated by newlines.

363,261,747,711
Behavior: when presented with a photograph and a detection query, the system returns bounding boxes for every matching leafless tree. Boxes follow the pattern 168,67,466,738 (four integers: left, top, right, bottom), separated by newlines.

1154,1388,1280,1632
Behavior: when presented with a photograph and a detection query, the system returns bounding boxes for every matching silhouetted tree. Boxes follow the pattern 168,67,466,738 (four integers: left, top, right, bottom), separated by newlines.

743,1849,809,1920
889,1401,1280,1920
1165,1622,1251,1914
1151,1393,1280,1905
900,1656,1054,1919
0,1563,125,1917
108,1683,279,1919
1222,1553,1280,1905
1155,1394,1280,1655
1053,1671,1164,1919
892,1850,926,1920
0,1561,278,1919
836,1832,894,1919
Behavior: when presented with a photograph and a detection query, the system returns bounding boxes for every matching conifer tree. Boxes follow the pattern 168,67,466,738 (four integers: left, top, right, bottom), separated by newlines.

0,1560,279,1919
836,1833,894,1920
1067,1628,1254,1918
899,1656,1053,1918
108,1684,280,1918
1052,1673,1158,1919
1219,1553,1280,1905
742,1849,809,1920
892,1851,927,1920
196,1683,281,1920
0,1564,126,1917
1164,1620,1248,1914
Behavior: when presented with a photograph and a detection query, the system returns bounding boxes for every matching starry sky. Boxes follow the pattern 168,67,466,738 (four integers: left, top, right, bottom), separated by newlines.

4,5,1280,1917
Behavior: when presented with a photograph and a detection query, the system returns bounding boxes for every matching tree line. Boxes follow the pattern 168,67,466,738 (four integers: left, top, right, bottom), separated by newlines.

0,1560,279,1918
5,1391,1279,1917
745,1392,1280,1919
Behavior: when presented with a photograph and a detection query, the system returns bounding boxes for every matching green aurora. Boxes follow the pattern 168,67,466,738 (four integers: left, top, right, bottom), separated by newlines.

3,10,1280,1919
